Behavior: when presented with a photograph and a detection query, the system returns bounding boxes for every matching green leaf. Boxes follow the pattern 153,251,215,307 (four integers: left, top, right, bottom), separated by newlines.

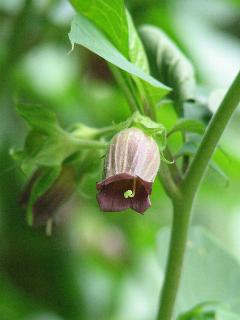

126,11,149,74
69,0,129,56
32,135,75,167
139,25,196,105
176,134,230,184
16,104,78,167
168,119,206,136
16,104,62,135
157,227,240,316
119,111,167,150
176,142,229,184
209,161,229,186
178,302,240,320
69,15,170,100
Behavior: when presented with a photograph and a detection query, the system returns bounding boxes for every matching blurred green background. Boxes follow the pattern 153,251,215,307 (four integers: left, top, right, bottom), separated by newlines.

1,0,240,319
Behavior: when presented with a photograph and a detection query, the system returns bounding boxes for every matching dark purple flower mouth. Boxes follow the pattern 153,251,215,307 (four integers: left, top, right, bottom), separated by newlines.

96,173,152,214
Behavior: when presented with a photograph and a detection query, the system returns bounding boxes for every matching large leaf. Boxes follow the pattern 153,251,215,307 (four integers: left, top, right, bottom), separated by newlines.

69,15,170,100
139,25,196,106
126,11,149,74
70,0,129,57
157,227,240,316
70,1,150,75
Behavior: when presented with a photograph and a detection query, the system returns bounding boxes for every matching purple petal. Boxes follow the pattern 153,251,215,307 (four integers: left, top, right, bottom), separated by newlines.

96,174,152,213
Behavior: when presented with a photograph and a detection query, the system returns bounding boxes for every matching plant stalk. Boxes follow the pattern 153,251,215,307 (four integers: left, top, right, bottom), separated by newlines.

157,198,193,320
157,70,240,320
183,70,240,196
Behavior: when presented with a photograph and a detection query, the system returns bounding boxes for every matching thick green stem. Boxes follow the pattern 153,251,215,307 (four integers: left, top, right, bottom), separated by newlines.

157,198,192,320
157,70,240,320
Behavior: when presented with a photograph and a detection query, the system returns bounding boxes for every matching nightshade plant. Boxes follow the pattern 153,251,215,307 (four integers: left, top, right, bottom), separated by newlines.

15,1,240,319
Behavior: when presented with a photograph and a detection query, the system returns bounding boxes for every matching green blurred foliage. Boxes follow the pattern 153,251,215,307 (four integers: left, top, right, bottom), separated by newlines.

0,0,240,319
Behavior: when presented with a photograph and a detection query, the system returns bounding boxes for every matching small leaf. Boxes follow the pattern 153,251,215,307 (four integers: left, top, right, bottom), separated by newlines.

209,162,229,186
178,302,240,320
168,119,206,136
16,104,62,135
176,142,229,184
139,25,196,105
69,15,170,100
175,142,198,158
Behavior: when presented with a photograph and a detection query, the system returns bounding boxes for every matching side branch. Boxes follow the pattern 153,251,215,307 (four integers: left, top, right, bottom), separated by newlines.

182,70,240,197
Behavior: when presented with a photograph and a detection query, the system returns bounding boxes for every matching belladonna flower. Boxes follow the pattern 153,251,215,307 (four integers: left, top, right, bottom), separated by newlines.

96,128,160,214
20,166,76,227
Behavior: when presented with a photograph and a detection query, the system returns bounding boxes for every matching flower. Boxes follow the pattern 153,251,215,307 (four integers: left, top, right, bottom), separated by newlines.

96,128,160,213
20,166,76,228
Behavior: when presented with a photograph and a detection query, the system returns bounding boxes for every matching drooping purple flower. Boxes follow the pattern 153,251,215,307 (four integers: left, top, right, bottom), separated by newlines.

20,166,76,227
97,128,160,214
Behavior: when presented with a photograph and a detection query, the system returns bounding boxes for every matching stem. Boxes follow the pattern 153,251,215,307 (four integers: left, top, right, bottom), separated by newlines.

183,71,240,197
157,198,192,320
108,65,140,113
157,70,240,320
72,138,108,149
158,164,181,200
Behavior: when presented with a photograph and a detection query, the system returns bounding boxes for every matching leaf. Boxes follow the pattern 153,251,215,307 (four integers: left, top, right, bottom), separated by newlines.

139,25,196,105
69,15,170,100
157,227,240,316
176,142,229,184
16,104,62,135
126,11,162,106
32,135,75,167
16,104,78,167
126,11,149,74
168,119,206,136
178,302,240,320
69,0,129,56
209,161,229,186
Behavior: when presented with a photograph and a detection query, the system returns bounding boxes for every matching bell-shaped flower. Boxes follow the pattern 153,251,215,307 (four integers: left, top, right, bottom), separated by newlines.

97,128,160,213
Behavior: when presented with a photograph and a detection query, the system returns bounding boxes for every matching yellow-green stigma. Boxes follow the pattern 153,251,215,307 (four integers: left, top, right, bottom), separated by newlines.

124,189,135,198
124,178,137,199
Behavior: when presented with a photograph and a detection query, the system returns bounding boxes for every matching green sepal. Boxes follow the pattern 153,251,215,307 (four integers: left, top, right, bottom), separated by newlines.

116,111,167,151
